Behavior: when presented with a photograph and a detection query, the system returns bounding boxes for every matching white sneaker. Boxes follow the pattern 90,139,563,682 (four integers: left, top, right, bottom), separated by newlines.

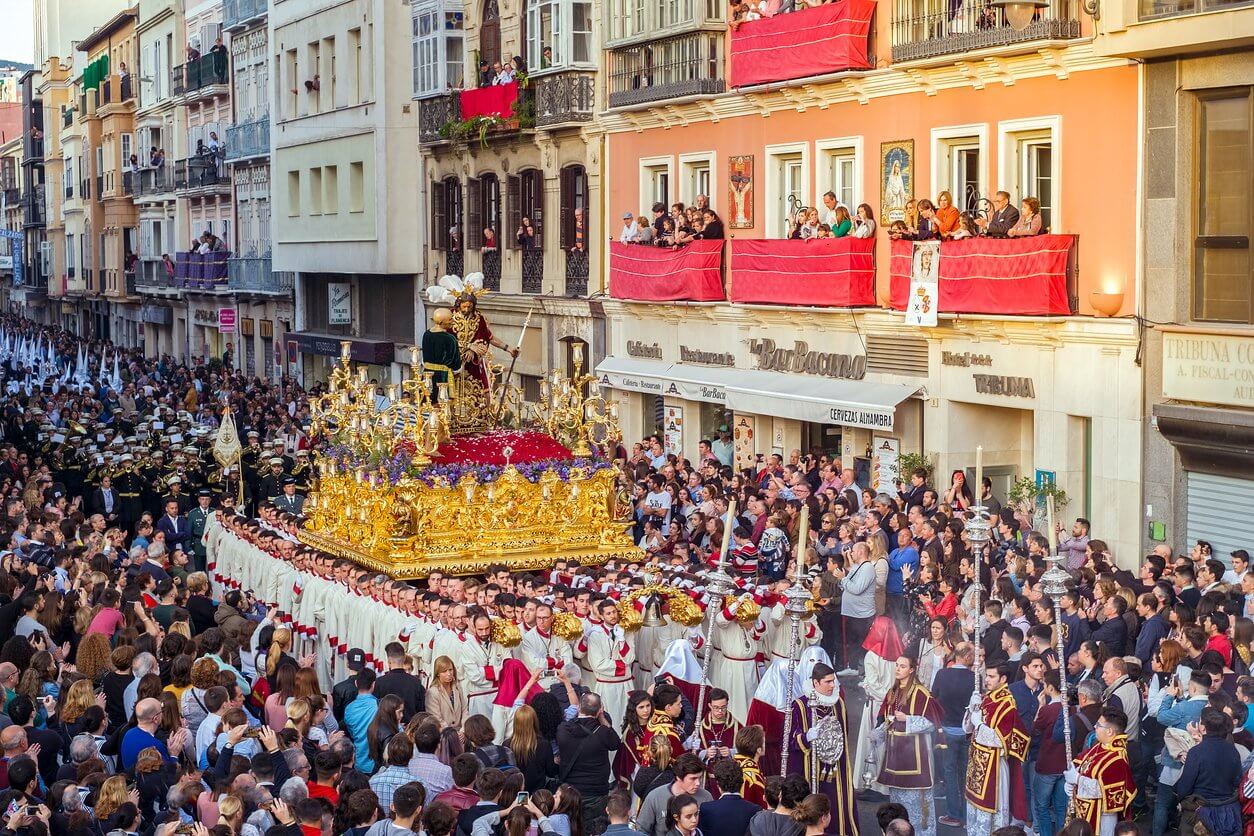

837,667,859,677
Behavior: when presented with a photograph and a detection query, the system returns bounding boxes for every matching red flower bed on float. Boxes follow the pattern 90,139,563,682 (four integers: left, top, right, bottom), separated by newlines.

433,429,574,466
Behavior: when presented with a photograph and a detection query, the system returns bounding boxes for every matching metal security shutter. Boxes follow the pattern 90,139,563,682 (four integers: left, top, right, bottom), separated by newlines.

1186,471,1254,565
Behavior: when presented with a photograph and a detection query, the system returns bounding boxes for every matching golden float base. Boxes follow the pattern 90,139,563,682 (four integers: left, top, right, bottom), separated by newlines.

298,464,642,579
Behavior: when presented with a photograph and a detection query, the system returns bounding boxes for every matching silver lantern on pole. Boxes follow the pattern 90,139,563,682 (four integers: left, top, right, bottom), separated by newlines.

780,505,812,776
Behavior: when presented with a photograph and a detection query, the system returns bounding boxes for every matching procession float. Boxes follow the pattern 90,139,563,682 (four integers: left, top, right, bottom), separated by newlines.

299,273,639,579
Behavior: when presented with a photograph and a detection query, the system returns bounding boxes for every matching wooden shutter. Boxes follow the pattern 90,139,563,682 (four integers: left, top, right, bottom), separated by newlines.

467,177,482,249
528,171,544,248
559,168,573,250
431,180,446,251
506,175,521,249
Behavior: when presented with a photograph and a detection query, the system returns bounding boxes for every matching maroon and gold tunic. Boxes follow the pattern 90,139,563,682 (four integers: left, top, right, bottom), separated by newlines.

965,683,1030,823
876,680,944,790
1072,735,1135,833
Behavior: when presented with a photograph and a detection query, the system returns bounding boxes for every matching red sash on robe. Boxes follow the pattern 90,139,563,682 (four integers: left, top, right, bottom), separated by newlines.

965,684,1030,823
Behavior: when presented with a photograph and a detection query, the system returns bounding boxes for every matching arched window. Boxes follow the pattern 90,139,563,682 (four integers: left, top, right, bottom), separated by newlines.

480,0,501,71
560,165,587,252
431,176,463,251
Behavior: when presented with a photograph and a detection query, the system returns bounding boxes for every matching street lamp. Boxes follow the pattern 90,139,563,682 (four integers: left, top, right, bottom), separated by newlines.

989,0,1049,30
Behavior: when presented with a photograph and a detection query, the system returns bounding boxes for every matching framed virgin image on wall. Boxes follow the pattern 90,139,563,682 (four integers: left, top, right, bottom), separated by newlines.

880,140,914,224
728,155,754,229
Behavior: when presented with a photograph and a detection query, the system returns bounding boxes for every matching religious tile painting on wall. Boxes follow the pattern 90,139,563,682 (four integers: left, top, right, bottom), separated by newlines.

880,140,913,224
728,155,754,229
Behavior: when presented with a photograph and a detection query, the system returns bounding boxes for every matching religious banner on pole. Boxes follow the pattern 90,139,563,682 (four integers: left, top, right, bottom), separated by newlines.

905,240,940,327
664,405,684,457
733,413,756,472
871,436,900,492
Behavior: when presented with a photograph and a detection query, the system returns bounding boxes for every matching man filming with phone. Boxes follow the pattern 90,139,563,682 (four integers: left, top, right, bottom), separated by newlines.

556,693,621,834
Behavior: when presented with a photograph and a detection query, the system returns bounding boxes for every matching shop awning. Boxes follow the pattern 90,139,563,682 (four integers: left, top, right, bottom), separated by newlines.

291,332,395,365
595,356,920,431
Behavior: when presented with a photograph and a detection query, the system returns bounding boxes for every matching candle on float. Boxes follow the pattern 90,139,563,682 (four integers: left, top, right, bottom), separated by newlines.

795,504,809,572
974,445,983,506
718,500,738,568
1046,493,1057,555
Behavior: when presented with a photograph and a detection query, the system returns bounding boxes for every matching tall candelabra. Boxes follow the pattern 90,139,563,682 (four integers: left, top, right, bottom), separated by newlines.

780,506,812,776
538,343,620,456
966,504,991,690
309,341,452,462
1041,549,1073,768
691,502,740,746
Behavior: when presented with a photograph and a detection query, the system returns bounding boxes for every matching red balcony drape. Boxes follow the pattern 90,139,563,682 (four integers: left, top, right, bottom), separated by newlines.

729,0,876,89
888,235,1075,316
459,81,519,120
609,240,725,302
729,238,876,306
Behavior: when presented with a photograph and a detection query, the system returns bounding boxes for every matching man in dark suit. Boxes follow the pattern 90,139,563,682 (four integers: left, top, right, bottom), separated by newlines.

920,519,944,566
332,649,368,728
1175,564,1201,609
187,489,214,572
978,190,1021,237
155,498,191,553
697,758,760,835
90,473,120,526
273,477,305,515
374,642,426,722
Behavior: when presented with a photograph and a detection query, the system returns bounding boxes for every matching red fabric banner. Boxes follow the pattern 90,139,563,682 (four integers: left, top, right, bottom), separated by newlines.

888,235,1075,316
729,237,876,307
459,81,519,119
730,0,875,89
610,240,725,302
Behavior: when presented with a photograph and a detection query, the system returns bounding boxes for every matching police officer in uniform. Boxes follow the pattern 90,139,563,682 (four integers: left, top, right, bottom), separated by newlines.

187,488,215,572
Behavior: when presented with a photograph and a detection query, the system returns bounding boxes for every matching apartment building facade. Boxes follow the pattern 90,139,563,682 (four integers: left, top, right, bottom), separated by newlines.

274,0,422,384
131,0,184,354
17,71,50,324
414,0,607,401
599,0,1145,559
1107,0,1254,557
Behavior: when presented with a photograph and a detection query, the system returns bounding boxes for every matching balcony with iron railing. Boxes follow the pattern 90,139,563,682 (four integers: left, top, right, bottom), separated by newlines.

606,235,1081,315
522,249,544,294
136,258,172,290
23,187,45,227
99,74,136,107
24,134,44,161
174,250,231,290
174,156,228,192
133,166,175,197
533,72,596,128
224,0,268,30
609,32,726,108
174,53,230,100
228,255,293,293
419,84,535,146
890,0,1083,62
225,117,270,161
